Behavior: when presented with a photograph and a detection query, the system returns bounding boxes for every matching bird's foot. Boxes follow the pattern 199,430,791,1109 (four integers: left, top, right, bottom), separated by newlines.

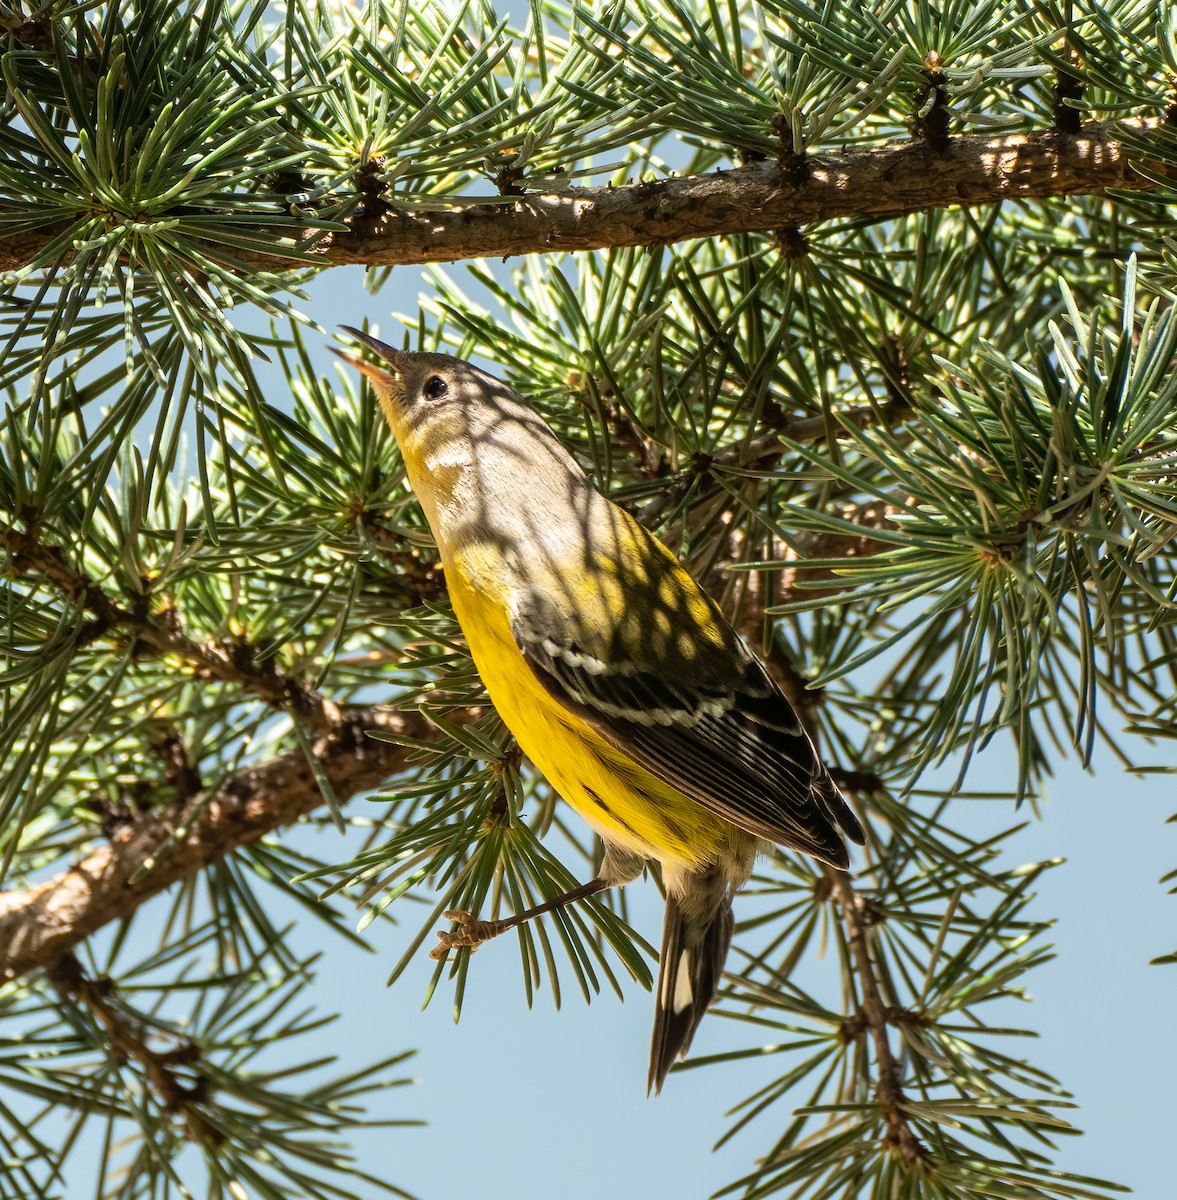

429,909,505,959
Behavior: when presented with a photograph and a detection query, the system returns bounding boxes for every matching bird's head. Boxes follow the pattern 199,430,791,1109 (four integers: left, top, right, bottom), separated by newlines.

334,327,577,529
335,327,488,462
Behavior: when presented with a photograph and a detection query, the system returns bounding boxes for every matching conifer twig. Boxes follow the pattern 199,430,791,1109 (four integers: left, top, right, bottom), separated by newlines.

46,952,219,1143
3,522,343,732
831,869,928,1166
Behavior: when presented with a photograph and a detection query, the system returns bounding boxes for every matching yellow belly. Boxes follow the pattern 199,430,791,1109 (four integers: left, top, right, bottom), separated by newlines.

446,566,733,869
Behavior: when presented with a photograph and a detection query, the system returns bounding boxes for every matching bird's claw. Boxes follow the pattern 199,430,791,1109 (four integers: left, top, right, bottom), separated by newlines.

429,909,501,959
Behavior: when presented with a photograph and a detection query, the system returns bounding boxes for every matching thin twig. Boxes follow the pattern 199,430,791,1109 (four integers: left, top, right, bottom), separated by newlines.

832,869,927,1166
719,502,919,1163
46,952,218,1142
3,522,343,733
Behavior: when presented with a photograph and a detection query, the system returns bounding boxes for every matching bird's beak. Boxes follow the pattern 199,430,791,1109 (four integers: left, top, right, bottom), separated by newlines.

333,326,405,389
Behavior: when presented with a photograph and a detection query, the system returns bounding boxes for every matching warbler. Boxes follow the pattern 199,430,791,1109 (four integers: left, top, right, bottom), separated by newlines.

336,327,864,1093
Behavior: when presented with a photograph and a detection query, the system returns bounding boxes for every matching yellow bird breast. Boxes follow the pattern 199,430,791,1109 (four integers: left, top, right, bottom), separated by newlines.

445,559,736,870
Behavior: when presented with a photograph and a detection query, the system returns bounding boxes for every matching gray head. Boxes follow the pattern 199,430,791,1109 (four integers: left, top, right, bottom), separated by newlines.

334,327,581,530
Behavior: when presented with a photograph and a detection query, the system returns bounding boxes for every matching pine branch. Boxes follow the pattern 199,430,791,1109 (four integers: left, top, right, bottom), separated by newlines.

731,516,927,1165
832,868,928,1167
729,538,927,1165
45,952,218,1143
0,702,442,983
2,521,343,732
0,120,1166,274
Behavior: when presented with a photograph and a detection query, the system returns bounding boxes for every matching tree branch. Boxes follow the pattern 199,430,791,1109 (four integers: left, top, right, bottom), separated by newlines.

0,704,440,983
0,120,1167,274
3,521,345,733
46,952,219,1143
832,869,927,1165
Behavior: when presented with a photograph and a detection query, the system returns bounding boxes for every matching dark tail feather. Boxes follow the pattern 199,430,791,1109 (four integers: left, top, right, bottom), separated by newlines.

648,876,733,1095
815,771,866,851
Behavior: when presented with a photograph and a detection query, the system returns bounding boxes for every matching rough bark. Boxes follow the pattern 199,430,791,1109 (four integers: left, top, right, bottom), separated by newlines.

0,120,1166,274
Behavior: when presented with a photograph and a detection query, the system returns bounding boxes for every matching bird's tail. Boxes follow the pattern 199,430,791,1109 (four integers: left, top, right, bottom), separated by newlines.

648,867,733,1095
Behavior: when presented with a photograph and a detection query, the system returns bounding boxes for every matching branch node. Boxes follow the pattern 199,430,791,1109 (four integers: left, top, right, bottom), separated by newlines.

839,1010,868,1043
493,155,527,197
1053,56,1086,134
771,114,810,186
775,227,809,259
913,52,951,153
351,156,394,234
154,731,203,803
600,392,663,478
689,449,714,486
4,12,53,50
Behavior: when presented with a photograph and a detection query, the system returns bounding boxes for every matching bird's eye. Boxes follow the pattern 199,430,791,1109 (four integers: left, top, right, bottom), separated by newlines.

423,376,448,400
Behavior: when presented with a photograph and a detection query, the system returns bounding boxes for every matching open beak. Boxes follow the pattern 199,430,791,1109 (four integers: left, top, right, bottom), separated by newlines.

333,326,405,386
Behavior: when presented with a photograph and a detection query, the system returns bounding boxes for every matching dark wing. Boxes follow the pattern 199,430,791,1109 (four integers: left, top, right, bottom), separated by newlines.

512,595,863,868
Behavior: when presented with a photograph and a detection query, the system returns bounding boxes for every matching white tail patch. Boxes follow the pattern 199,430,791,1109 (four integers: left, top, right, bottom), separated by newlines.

659,957,674,1008
673,951,694,1014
